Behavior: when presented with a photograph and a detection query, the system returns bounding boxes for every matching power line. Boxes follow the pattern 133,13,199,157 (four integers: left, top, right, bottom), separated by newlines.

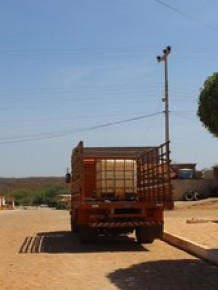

0,112,162,144
0,84,197,102
154,0,218,33
0,46,150,61
1,45,218,61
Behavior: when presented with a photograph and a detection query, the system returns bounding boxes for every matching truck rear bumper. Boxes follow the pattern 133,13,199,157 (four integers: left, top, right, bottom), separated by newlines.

89,220,163,228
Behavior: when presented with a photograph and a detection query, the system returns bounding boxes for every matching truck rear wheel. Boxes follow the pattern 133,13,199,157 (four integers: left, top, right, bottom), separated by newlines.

135,228,154,244
71,216,78,233
135,225,163,244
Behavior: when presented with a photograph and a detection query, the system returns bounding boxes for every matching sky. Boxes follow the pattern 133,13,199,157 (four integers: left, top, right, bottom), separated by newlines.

0,0,218,177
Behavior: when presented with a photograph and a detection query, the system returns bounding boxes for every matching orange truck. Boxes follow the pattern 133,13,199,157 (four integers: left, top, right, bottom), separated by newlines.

66,141,173,243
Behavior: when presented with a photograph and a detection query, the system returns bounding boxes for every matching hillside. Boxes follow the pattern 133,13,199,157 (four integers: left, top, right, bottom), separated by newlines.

0,177,68,195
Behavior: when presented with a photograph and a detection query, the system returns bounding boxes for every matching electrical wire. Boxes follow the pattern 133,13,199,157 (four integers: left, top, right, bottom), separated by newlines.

0,85,197,104
0,46,150,61
154,0,218,33
0,112,162,144
1,45,218,61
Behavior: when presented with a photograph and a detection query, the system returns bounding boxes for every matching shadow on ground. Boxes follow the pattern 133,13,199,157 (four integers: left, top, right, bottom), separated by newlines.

107,259,218,290
19,231,146,254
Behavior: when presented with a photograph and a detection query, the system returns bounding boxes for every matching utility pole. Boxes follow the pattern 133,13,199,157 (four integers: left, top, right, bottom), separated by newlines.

157,46,171,144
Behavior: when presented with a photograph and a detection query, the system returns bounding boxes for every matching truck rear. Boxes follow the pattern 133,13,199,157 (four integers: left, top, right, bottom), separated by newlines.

66,141,173,243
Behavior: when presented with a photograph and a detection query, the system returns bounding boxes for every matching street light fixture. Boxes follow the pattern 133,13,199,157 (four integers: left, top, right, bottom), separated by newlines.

156,45,171,144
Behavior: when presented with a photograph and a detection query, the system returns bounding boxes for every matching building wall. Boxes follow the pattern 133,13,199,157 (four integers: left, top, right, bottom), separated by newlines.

0,196,5,209
172,179,218,201
0,196,15,210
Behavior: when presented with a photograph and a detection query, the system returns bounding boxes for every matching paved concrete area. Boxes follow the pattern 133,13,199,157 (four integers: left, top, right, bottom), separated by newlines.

163,199,218,264
3,208,218,290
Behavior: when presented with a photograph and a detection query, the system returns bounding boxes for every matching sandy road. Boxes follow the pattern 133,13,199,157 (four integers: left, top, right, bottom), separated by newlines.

0,208,217,290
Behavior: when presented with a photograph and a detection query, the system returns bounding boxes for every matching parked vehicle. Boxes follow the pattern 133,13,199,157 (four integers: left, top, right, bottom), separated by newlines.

66,141,173,243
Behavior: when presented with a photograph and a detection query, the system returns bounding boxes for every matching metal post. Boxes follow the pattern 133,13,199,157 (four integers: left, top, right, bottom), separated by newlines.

157,46,171,144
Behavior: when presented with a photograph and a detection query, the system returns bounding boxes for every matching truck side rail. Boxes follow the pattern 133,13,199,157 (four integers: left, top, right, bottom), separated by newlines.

71,141,84,202
137,142,173,209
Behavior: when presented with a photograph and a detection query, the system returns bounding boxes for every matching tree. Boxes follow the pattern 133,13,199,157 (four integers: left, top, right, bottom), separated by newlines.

11,185,68,207
12,189,32,206
32,192,45,207
197,72,218,137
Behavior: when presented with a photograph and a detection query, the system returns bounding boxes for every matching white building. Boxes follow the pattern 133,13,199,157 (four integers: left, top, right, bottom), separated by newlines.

0,195,15,210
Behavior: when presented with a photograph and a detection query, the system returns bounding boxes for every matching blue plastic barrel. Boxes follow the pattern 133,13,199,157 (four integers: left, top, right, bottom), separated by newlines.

178,169,193,179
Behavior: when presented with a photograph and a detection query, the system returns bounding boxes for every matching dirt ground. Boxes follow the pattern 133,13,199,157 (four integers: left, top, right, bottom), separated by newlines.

0,200,218,290
165,198,218,220
164,199,218,249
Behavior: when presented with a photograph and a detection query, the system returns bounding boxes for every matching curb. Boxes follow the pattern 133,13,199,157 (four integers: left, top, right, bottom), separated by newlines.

162,232,218,265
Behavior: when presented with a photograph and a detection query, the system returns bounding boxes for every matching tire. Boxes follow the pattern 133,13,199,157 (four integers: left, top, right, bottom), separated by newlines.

184,191,194,201
193,191,201,201
71,215,79,233
135,228,154,244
